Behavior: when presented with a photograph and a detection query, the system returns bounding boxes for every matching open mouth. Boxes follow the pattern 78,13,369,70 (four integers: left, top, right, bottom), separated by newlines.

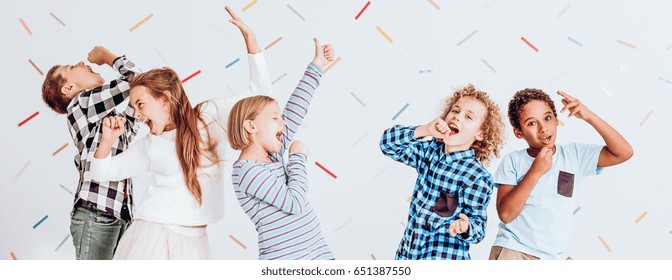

276,131,283,142
539,135,552,144
448,123,460,135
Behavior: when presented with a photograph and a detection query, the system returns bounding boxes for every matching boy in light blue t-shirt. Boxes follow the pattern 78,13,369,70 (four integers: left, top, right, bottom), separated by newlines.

490,88,634,260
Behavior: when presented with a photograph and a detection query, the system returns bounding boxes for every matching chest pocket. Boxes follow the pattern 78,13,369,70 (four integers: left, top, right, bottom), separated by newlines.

431,192,458,217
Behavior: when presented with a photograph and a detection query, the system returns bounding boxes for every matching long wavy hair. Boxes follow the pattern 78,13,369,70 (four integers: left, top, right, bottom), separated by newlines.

129,68,218,205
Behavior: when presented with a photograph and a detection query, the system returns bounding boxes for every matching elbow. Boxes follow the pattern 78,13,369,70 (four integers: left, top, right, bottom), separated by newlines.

497,211,515,224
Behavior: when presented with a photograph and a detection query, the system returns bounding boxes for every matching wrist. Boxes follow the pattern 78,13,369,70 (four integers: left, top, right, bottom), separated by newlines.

413,125,427,139
105,53,118,66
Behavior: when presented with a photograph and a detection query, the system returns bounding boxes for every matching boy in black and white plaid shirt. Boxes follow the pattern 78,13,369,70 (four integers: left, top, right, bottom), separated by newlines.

41,46,140,260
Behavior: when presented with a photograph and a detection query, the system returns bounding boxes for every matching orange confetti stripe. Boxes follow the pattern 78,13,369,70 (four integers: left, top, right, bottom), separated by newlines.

639,111,653,127
10,252,17,260
324,56,342,73
376,26,393,43
428,0,441,10
19,18,32,35
616,39,637,49
558,119,565,126
407,195,412,202
52,143,69,156
29,59,43,76
635,211,647,224
229,234,247,249
264,37,283,50
370,254,377,260
598,235,612,253
242,0,258,12
130,14,154,32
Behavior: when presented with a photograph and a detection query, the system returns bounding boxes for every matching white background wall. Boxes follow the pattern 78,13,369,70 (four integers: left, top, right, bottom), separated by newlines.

1,0,670,260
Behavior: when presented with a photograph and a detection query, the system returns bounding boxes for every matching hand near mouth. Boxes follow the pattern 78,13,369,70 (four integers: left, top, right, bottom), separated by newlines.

415,118,451,140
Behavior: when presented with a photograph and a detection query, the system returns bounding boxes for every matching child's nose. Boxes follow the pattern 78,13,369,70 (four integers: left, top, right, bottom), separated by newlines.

77,61,85,67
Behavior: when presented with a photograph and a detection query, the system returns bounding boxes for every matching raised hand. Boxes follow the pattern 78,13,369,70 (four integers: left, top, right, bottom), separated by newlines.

289,140,309,156
87,46,116,66
557,91,595,121
449,213,470,237
226,5,260,54
311,38,335,69
101,116,126,143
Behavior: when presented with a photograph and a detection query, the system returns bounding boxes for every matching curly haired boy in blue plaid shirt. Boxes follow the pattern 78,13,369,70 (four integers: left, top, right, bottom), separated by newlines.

380,85,505,259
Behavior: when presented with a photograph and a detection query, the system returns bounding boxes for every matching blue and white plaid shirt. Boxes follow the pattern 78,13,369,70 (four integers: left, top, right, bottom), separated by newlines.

380,125,494,260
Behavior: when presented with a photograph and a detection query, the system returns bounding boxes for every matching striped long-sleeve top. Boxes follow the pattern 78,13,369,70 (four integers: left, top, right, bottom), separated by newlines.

232,63,334,260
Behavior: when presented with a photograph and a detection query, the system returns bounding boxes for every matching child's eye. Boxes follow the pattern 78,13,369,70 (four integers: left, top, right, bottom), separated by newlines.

545,116,552,121
527,121,536,126
466,115,473,120
451,109,459,113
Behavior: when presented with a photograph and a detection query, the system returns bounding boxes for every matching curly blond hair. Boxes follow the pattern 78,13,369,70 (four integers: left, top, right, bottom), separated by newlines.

440,84,505,166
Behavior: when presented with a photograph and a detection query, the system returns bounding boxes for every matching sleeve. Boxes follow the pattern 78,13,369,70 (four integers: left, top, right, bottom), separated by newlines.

455,175,494,244
78,56,140,124
379,125,430,170
272,63,323,160
572,143,604,177
237,155,309,215
248,51,273,97
493,152,519,186
88,137,150,182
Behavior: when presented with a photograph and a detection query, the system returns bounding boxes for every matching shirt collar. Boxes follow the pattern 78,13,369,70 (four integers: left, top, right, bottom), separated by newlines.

437,144,476,162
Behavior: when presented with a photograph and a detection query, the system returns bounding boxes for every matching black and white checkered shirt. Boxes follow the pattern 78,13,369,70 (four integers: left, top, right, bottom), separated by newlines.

67,56,139,219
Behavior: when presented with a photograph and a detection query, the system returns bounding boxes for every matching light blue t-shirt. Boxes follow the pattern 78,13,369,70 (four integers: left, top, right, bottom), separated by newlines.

493,143,604,259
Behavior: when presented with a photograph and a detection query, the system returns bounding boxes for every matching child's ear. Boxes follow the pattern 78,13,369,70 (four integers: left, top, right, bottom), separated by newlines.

513,128,523,139
162,90,171,104
60,83,78,97
243,120,256,134
475,130,484,142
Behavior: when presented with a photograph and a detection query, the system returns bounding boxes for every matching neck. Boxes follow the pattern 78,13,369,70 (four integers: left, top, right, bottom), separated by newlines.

526,145,556,157
444,143,471,154
238,143,272,163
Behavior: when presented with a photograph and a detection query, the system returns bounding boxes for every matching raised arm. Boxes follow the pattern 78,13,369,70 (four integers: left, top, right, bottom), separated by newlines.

557,91,634,167
226,5,273,97
79,46,140,123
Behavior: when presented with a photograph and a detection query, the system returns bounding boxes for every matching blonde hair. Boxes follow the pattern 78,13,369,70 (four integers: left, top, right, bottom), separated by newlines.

227,95,277,150
441,84,505,166
129,68,218,205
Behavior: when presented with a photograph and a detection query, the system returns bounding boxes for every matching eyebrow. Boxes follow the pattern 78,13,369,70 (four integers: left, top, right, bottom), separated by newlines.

130,99,141,109
523,111,553,123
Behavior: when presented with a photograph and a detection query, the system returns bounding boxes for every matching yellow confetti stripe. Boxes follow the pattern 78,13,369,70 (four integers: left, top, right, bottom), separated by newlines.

28,59,43,76
428,0,441,10
616,39,637,49
324,56,342,73
265,37,283,50
229,234,247,249
407,195,411,202
19,18,32,35
558,119,565,126
130,14,154,32
376,26,393,43
242,0,258,12
598,235,612,253
52,143,68,156
635,211,647,224
639,111,653,127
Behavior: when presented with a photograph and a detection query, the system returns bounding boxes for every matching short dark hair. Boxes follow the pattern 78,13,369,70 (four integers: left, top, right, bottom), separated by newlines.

507,88,557,130
41,65,71,114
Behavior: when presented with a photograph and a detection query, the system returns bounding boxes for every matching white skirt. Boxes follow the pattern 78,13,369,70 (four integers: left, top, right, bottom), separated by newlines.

113,219,212,260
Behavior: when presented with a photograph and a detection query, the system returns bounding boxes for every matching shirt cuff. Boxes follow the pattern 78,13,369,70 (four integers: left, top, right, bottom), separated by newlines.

89,153,112,182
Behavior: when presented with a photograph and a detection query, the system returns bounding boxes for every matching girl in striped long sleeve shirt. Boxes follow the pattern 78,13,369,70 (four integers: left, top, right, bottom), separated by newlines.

227,38,335,260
